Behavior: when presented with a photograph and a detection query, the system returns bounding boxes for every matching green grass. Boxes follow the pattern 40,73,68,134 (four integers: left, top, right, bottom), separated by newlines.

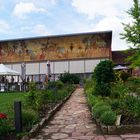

0,92,26,118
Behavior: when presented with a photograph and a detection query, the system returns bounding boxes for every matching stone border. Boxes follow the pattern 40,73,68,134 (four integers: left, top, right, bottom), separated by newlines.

94,117,140,135
86,101,140,135
21,88,75,140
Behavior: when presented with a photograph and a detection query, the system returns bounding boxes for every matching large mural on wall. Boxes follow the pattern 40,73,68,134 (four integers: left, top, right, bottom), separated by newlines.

0,32,112,63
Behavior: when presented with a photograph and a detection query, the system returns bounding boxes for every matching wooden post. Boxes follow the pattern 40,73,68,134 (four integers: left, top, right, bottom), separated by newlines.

14,101,22,133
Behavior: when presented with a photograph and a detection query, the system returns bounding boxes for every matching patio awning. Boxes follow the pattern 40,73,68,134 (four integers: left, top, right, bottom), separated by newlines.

113,65,129,70
0,64,20,75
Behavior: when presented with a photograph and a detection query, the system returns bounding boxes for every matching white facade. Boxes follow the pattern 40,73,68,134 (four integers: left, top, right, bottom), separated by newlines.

5,58,107,75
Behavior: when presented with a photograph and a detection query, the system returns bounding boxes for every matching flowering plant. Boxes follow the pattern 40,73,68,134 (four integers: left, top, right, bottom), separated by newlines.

0,113,7,119
0,113,10,136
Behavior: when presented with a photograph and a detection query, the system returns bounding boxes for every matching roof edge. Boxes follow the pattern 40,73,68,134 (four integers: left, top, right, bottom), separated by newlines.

0,30,112,42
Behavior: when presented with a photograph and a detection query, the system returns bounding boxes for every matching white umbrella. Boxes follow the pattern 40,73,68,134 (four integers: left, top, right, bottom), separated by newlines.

0,64,20,75
113,65,129,70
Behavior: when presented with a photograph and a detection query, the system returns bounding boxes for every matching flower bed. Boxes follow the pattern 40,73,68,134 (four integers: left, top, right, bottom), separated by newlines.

84,60,140,134
0,113,11,139
85,91,140,134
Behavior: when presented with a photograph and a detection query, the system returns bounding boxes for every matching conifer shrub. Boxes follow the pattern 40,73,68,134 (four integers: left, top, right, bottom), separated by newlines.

100,110,116,125
93,60,115,96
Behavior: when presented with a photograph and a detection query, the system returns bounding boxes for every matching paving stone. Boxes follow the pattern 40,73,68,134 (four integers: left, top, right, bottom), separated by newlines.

105,135,122,140
124,138,139,140
94,136,106,140
63,138,75,140
51,133,69,139
121,134,140,138
30,88,140,140
72,135,95,140
60,128,74,133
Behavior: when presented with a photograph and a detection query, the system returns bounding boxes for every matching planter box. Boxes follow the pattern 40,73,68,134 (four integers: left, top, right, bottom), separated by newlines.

95,118,140,134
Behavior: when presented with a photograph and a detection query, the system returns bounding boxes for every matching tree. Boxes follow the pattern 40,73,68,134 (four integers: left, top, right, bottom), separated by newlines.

121,0,140,67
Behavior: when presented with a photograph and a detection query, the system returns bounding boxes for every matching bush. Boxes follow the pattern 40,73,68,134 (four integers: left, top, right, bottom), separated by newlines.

92,101,108,113
47,80,64,89
120,71,130,82
56,80,64,89
94,60,115,83
93,105,111,119
87,94,101,107
84,78,95,91
93,60,115,96
100,110,116,125
22,110,39,131
59,72,80,84
111,82,129,99
111,99,122,113
25,90,43,111
126,77,140,94
121,96,140,118
94,82,111,96
0,118,10,136
85,87,94,95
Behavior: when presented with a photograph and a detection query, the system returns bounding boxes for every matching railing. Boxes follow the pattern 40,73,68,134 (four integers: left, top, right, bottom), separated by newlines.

0,82,45,92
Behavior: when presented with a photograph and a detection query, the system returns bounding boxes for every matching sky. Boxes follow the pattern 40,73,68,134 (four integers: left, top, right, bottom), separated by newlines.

0,0,135,50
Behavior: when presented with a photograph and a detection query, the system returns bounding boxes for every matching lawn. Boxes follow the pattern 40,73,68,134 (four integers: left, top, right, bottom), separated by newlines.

0,92,26,117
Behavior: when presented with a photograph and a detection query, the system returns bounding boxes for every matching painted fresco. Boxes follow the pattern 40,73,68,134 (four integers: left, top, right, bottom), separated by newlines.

0,32,112,63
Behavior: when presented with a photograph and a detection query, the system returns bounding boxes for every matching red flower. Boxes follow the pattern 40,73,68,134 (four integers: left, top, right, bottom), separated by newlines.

0,113,7,119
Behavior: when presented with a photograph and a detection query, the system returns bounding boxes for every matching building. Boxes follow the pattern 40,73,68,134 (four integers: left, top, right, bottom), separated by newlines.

0,31,112,82
112,50,140,76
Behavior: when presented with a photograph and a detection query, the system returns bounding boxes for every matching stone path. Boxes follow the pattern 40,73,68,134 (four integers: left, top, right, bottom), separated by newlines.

30,88,140,140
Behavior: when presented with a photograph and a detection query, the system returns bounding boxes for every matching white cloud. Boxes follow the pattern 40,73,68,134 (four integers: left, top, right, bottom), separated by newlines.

32,24,51,35
72,0,133,19
0,20,10,34
13,2,46,19
21,24,51,36
71,0,133,50
93,16,130,50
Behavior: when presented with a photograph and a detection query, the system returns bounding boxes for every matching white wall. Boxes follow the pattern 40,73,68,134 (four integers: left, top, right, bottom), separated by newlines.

26,63,39,74
5,58,107,75
85,59,100,73
54,61,69,74
69,60,84,73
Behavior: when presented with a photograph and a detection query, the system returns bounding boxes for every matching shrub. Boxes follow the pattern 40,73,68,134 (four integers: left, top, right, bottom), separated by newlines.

92,102,108,113
93,105,111,119
111,82,129,99
85,87,94,95
22,110,39,131
111,99,122,112
87,94,101,107
59,72,80,84
84,78,95,91
120,71,130,82
94,60,115,83
25,90,42,111
121,96,140,118
126,77,140,94
93,60,115,96
56,80,64,89
0,113,10,136
100,110,116,125
94,82,111,96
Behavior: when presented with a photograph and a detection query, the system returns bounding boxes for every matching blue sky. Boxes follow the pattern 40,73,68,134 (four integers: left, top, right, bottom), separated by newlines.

0,0,134,50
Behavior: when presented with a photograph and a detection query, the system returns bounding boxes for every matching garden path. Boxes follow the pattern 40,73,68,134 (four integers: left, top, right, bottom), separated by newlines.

30,88,140,140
